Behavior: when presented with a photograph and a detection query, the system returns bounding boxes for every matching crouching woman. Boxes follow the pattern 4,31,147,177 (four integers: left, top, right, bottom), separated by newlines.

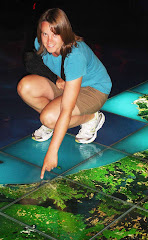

17,8,112,179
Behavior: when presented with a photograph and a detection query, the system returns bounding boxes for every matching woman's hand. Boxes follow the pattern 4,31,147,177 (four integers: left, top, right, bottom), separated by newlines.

40,149,58,179
56,77,65,90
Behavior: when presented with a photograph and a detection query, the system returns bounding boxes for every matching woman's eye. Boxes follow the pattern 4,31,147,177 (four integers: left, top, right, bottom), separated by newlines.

43,33,47,36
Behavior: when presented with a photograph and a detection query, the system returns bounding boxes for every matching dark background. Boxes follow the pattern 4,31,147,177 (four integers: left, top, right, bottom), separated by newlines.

1,0,148,47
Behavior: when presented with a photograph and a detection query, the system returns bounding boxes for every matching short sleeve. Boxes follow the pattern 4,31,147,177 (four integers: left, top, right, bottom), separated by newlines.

34,37,40,51
64,52,87,81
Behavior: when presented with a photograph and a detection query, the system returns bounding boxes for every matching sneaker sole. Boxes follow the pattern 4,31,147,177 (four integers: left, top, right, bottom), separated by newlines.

75,112,105,144
32,133,53,142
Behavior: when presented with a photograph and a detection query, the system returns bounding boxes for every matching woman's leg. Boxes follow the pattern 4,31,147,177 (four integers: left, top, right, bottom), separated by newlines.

40,95,94,129
39,86,107,130
17,74,55,113
38,94,104,144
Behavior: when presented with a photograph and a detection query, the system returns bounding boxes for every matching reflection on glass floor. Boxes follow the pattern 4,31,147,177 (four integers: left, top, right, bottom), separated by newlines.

1,37,148,239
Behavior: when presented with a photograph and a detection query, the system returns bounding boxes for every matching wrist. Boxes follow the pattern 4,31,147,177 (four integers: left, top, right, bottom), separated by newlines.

48,142,59,154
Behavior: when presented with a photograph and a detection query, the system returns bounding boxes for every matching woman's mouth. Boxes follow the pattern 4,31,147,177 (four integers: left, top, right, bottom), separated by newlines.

48,44,55,48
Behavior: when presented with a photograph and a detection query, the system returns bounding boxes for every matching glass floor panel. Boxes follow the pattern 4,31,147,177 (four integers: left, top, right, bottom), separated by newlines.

0,117,40,148
2,177,131,240
2,134,105,175
130,80,148,94
96,208,148,239
112,125,148,155
101,91,148,122
66,149,148,204
0,151,43,185
0,213,48,240
64,148,127,175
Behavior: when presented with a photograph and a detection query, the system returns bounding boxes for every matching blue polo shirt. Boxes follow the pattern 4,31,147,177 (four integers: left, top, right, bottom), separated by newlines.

35,38,112,94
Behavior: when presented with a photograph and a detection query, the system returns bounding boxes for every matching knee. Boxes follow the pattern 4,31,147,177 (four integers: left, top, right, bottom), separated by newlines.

17,75,32,97
40,110,57,129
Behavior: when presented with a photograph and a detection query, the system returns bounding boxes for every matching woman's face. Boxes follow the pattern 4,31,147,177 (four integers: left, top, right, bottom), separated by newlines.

41,21,63,56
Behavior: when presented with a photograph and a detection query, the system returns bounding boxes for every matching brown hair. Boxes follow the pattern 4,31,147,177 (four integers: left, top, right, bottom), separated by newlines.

37,8,83,57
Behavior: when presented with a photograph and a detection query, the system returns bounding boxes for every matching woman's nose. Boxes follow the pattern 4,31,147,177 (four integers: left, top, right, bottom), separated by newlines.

47,35,53,44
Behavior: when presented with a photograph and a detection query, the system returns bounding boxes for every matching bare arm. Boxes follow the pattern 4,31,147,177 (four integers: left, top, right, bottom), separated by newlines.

40,77,82,179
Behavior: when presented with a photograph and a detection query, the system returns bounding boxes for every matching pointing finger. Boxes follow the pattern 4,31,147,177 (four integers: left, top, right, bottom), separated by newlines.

40,166,46,179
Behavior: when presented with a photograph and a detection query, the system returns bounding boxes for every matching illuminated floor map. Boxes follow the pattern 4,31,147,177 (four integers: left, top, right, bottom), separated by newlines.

0,80,148,239
1,31,148,240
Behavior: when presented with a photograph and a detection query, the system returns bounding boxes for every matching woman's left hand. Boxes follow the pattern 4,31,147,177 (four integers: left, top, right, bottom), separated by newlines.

40,150,58,179
56,77,65,90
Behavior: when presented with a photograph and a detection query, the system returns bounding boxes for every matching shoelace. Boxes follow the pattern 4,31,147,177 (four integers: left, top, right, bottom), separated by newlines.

34,125,52,136
78,123,96,135
78,114,99,136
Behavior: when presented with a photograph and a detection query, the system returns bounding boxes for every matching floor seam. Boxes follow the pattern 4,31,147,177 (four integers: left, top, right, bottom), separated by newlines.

89,205,136,240
109,124,148,148
0,177,60,212
0,134,31,151
0,212,57,240
61,145,148,178
101,109,148,124
62,176,138,209
90,204,148,240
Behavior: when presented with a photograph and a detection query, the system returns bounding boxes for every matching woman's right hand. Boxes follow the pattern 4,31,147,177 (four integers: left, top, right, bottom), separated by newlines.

56,77,65,90
40,148,58,179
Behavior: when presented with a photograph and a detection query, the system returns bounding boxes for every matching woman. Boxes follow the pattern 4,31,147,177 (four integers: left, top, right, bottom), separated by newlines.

17,8,112,179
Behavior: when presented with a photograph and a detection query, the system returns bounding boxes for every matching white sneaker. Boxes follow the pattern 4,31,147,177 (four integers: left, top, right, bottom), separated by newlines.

32,125,53,142
75,112,105,144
